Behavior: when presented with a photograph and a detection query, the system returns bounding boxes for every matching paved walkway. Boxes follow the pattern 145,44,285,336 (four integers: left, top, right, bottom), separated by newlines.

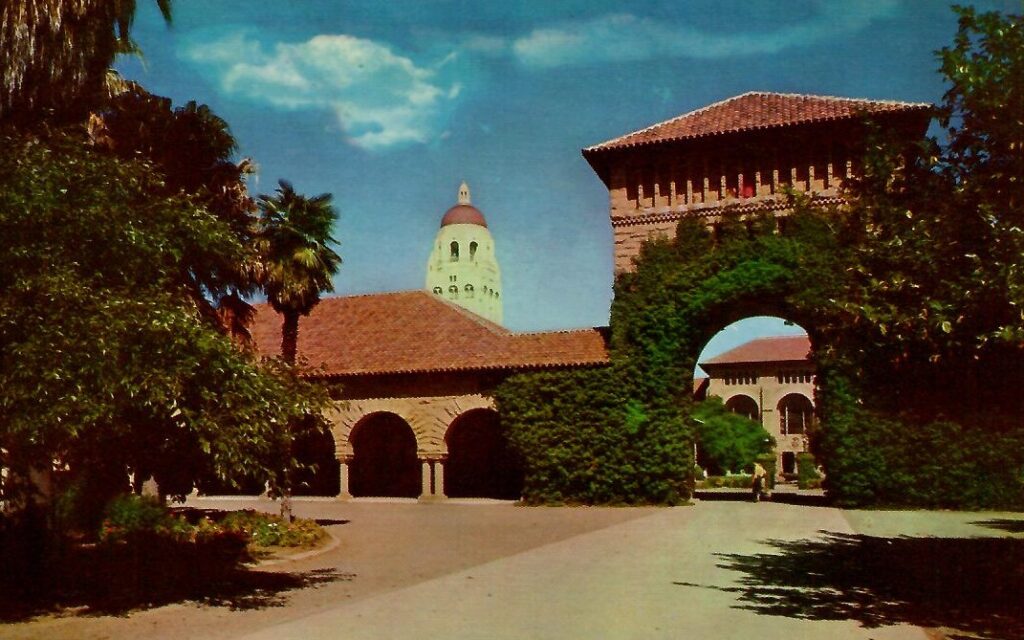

6,498,1022,639
241,501,927,640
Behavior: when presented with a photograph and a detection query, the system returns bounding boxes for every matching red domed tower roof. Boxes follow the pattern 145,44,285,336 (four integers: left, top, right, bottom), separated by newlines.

440,181,488,227
441,204,487,227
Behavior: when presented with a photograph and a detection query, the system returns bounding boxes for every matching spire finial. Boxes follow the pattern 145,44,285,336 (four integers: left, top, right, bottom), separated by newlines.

458,181,471,205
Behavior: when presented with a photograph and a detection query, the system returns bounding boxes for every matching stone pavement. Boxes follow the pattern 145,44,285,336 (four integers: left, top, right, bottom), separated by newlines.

240,501,930,640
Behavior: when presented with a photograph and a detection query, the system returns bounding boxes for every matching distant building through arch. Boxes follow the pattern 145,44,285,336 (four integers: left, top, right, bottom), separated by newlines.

697,335,816,476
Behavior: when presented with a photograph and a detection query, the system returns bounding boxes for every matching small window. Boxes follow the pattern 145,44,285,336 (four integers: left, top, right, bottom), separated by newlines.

448,284,458,299
450,241,459,262
470,241,478,260
494,292,499,299
432,286,442,295
465,284,474,298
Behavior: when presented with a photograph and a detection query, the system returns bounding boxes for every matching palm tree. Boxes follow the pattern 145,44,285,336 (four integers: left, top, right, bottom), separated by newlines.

257,180,341,365
257,180,339,521
1,0,172,124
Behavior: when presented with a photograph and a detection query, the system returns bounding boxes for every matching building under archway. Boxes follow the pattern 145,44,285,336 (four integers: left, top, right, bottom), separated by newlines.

698,332,816,478
445,408,522,499
349,412,421,498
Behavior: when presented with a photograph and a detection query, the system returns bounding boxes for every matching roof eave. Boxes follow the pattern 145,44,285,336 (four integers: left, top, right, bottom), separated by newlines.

583,104,934,155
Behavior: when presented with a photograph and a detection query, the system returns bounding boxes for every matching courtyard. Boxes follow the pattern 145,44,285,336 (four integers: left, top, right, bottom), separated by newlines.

3,498,1022,640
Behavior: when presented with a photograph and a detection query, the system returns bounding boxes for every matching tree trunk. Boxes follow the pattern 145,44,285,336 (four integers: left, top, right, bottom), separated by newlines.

281,310,299,365
279,310,301,520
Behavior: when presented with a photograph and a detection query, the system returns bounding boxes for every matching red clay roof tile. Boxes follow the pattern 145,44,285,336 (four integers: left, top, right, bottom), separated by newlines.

584,92,931,153
249,291,609,376
701,335,811,367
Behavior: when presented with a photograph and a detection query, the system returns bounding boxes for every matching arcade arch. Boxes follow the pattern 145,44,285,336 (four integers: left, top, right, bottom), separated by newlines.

724,395,759,422
292,424,341,496
348,412,420,498
444,409,522,500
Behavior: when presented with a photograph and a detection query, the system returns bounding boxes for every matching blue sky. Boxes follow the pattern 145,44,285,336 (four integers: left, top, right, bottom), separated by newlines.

117,0,1016,361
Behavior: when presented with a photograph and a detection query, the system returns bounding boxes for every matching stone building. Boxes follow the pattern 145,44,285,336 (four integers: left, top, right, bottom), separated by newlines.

250,291,607,500
582,92,931,273
425,182,503,325
697,335,815,475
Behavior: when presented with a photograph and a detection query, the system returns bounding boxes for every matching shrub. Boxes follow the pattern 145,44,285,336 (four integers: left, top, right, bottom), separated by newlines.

693,397,776,475
698,474,754,489
99,494,190,543
494,366,692,505
817,379,1024,508
797,452,821,489
220,509,326,548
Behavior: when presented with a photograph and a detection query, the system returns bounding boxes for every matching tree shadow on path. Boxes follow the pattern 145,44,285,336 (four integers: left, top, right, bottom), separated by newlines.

0,563,350,622
677,532,1024,640
972,518,1024,534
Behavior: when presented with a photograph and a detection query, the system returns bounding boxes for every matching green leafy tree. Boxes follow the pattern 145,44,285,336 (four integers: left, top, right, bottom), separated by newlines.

257,180,342,366
0,132,329,524
810,6,1024,507
692,398,775,476
95,86,263,339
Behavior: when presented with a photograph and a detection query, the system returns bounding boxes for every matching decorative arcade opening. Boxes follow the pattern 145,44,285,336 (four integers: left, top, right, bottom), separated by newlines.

348,412,420,498
444,408,522,499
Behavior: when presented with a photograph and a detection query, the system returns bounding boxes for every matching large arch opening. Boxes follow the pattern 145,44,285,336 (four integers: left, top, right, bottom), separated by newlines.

292,424,340,496
693,315,817,480
444,409,522,499
349,412,420,498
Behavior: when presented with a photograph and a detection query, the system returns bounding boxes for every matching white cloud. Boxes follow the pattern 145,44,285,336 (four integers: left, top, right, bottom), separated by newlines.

183,32,458,150
513,0,901,67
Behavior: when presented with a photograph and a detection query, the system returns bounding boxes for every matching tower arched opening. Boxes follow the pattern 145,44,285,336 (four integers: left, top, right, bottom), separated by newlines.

349,412,420,498
444,409,522,499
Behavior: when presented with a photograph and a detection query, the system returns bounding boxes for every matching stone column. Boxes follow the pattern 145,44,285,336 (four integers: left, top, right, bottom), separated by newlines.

420,460,432,500
336,459,352,501
434,459,447,499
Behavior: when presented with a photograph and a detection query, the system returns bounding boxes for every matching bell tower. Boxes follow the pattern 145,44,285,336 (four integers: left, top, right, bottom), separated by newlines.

425,182,503,325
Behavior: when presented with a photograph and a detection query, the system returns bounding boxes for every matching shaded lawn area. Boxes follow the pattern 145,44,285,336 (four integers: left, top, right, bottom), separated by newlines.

679,532,1024,640
0,548,348,622
0,511,350,622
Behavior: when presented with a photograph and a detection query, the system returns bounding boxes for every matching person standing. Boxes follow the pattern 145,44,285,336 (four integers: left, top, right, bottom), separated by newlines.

752,462,768,502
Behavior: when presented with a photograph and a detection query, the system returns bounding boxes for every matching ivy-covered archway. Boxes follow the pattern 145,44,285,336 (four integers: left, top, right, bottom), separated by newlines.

497,209,839,506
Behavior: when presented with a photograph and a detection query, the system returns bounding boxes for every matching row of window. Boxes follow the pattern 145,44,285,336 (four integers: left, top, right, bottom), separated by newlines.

623,147,855,209
777,373,813,384
431,285,500,300
724,393,813,435
723,372,814,386
723,373,757,385
449,241,480,262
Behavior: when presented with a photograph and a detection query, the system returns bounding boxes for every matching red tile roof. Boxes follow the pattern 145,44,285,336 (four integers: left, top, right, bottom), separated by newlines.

700,335,811,367
584,92,931,153
249,291,609,376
